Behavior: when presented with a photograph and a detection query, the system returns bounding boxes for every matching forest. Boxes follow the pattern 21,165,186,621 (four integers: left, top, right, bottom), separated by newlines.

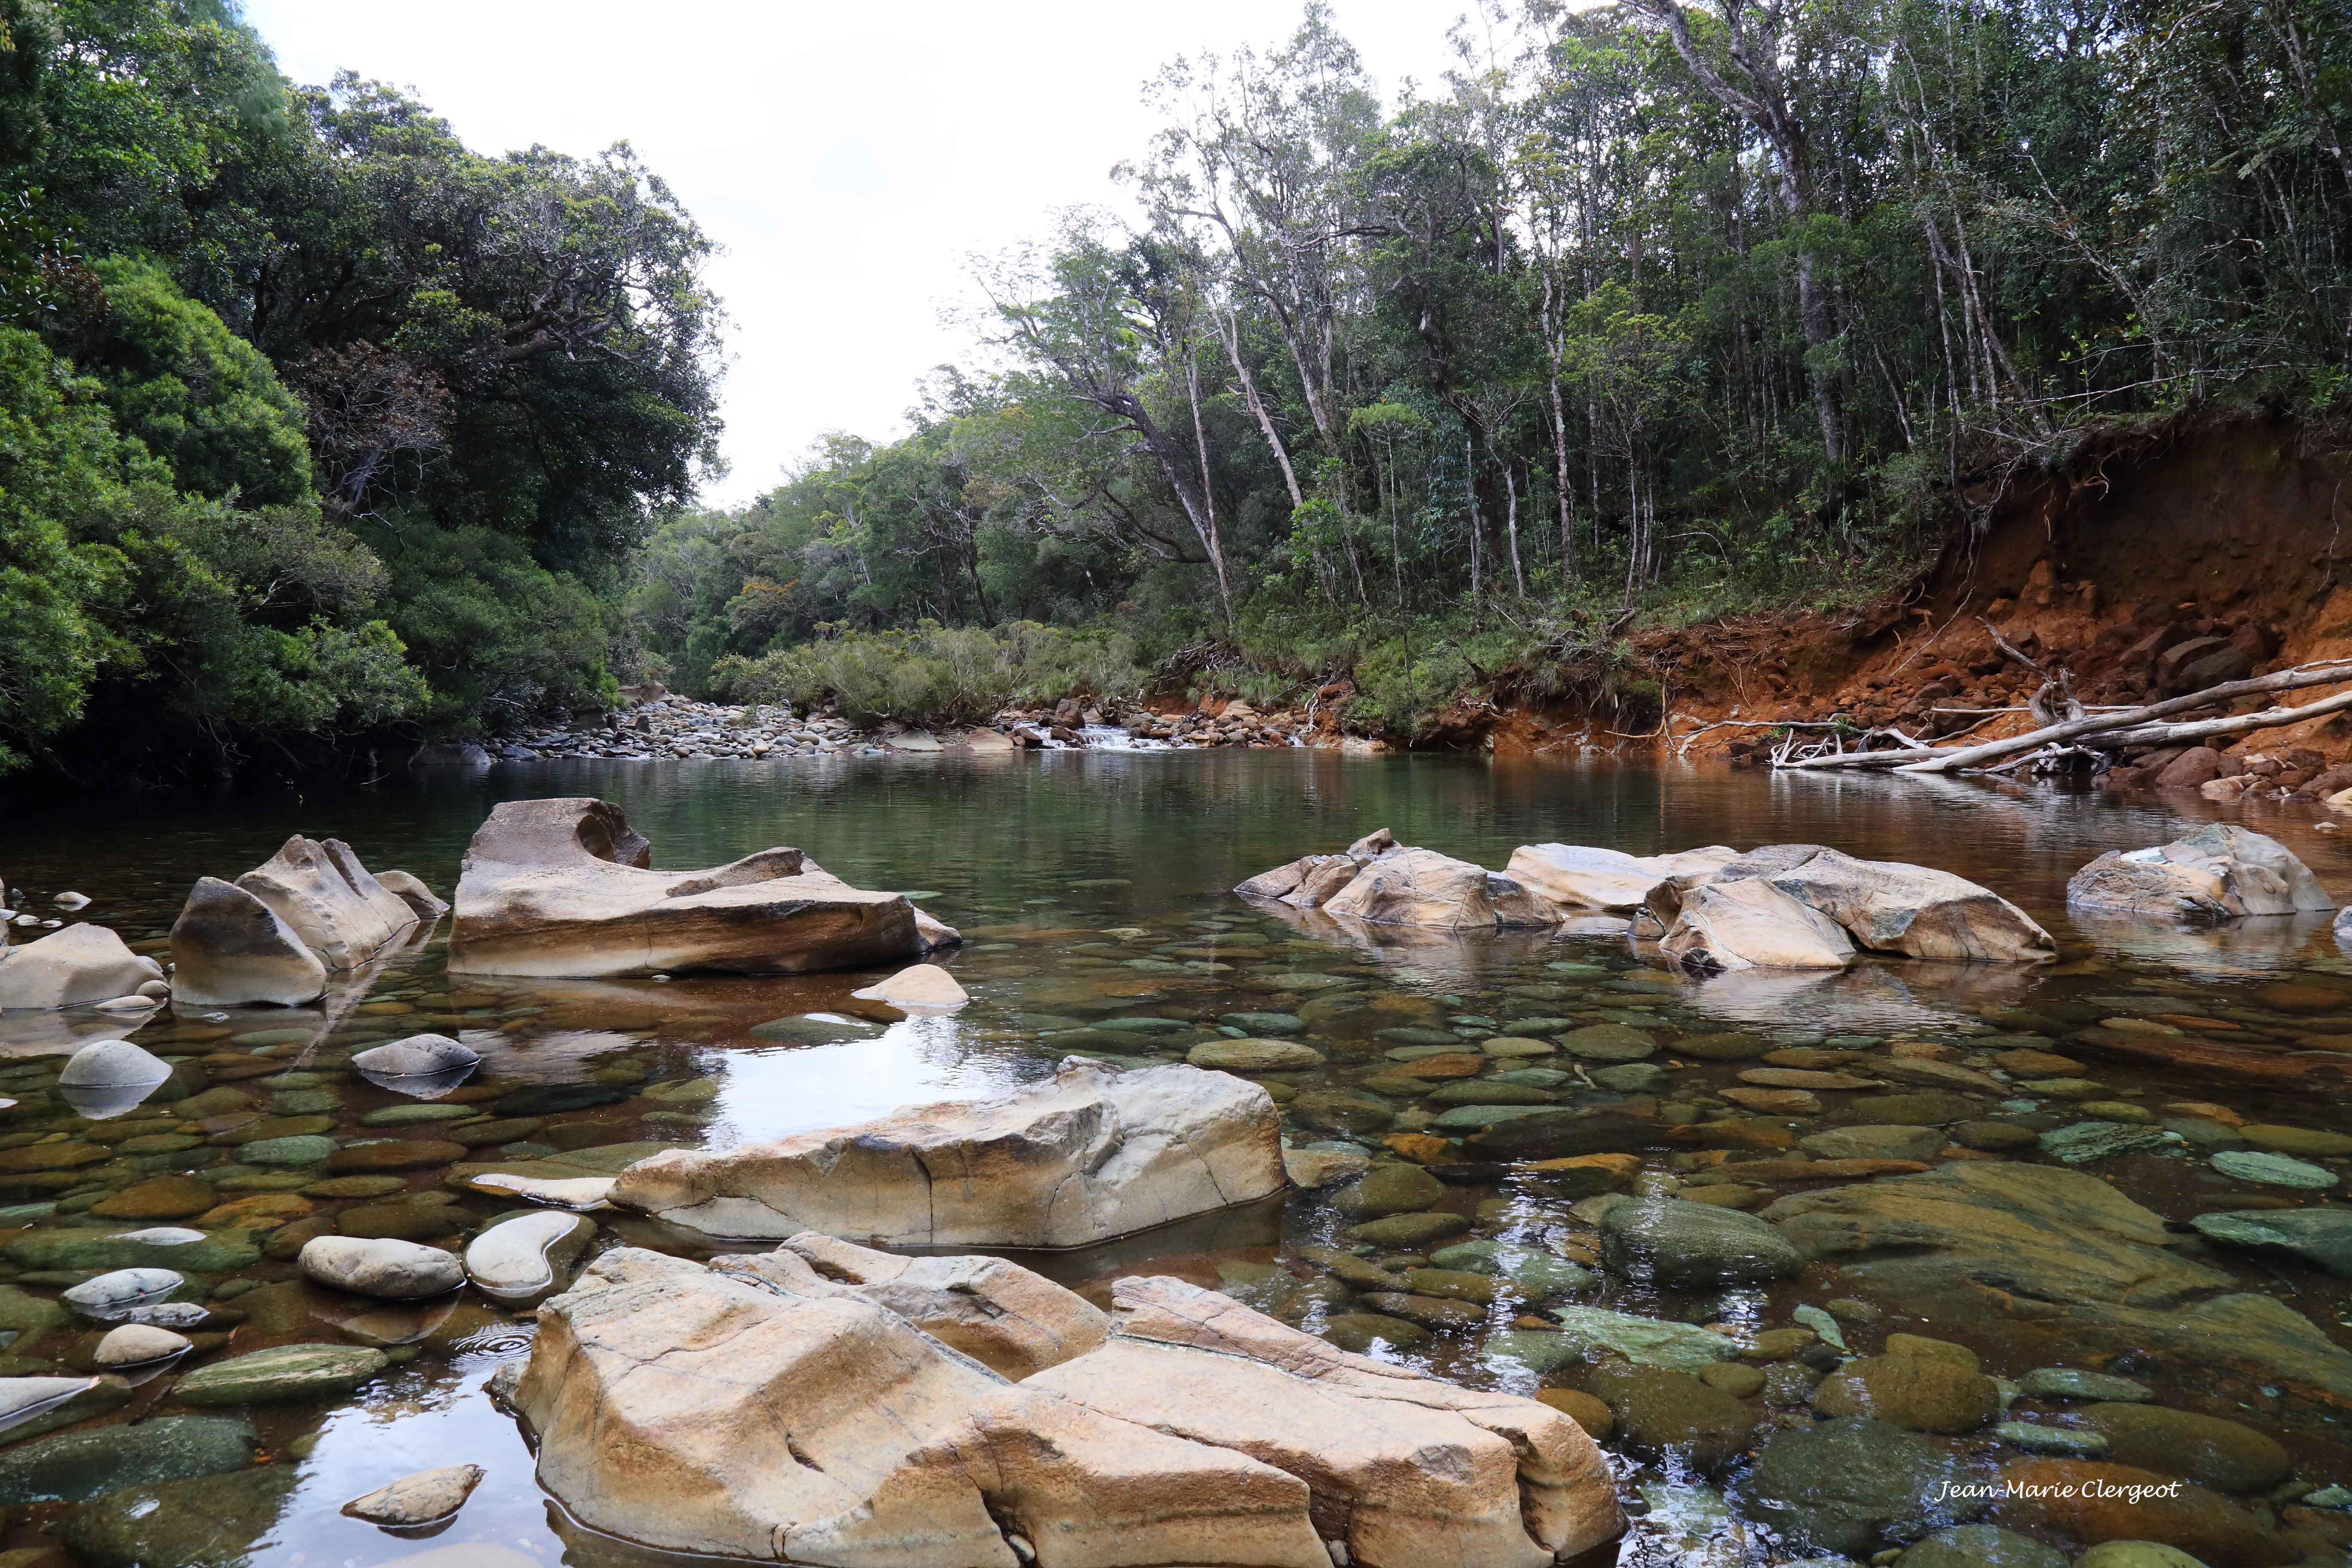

635,0,2350,736
0,0,720,784
0,0,2346,782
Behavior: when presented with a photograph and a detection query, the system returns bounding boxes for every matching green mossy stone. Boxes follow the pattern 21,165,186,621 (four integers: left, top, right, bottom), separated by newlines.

168,1343,387,1406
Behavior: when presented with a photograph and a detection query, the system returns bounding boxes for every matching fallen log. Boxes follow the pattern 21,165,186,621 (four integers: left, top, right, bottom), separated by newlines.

2079,685,2352,751
1893,658,2352,774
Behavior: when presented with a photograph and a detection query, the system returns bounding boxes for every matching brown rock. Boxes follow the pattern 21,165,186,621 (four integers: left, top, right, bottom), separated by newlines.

1996,1460,2296,1566
326,1139,467,1173
89,1176,215,1221
2075,1403,2292,1494
1536,1387,1614,1439
1808,1354,2002,1431
2155,747,2226,789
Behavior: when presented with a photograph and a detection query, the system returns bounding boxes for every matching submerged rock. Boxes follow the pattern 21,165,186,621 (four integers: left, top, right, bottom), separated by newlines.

60,1464,295,1568
1599,1198,1804,1289
1487,1307,1737,1373
169,1344,387,1406
0,925,165,1011
2191,1207,2352,1276
448,796,953,978
2067,824,2335,922
166,878,326,1007
0,1415,253,1503
1740,1416,1984,1557
1766,1162,2352,1408
612,1059,1286,1247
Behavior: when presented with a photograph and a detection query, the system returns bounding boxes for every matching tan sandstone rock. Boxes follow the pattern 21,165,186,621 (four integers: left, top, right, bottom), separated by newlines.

612,1060,1286,1246
168,877,327,1007
512,1248,1329,1567
235,835,420,968
1653,844,2051,968
1504,843,1738,912
1027,1276,1623,1568
851,963,968,1010
1662,879,1856,972
0,924,165,1010
447,797,956,978
713,1232,1109,1380
1320,847,1558,930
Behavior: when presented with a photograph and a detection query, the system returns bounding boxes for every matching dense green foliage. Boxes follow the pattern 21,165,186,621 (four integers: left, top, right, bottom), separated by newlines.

716,623,1149,729
637,0,2349,735
0,0,720,781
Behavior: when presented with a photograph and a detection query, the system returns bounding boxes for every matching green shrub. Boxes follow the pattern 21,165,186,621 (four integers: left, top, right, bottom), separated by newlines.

715,621,1146,727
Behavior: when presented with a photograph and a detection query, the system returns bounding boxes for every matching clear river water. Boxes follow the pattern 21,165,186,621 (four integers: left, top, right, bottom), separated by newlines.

3,750,2351,1568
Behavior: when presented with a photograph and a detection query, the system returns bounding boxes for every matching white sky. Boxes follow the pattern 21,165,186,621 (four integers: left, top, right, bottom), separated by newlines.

240,0,1471,508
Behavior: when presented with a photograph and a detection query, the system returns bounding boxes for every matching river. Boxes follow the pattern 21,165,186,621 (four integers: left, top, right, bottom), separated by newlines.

3,750,2350,1567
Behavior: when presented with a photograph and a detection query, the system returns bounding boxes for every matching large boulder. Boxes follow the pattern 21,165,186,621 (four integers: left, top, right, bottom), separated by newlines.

1653,845,2051,968
234,836,419,969
612,1060,1287,1246
1504,844,1737,912
167,878,326,1007
0,925,164,1010
1027,1276,1622,1568
1321,848,1558,930
1661,879,1856,972
713,1232,1109,1380
511,1248,1332,1566
2067,824,2335,922
447,797,954,978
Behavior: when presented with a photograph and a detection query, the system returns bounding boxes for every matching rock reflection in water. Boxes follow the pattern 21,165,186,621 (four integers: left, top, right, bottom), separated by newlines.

1,752,2350,1568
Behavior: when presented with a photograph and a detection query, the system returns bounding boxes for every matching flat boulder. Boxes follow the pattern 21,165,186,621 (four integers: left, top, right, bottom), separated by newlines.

612,1059,1286,1246
0,925,164,1010
1660,845,2051,966
1322,846,1559,930
167,879,325,1007
447,796,950,978
1027,1275,1621,1566
2068,824,2336,922
511,1248,1333,1566
713,1231,1109,1380
233,835,418,969
1504,843,1737,912
1663,878,1856,972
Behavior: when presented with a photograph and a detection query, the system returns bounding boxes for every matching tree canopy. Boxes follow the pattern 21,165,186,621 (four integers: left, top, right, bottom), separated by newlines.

0,0,723,783
635,0,2349,735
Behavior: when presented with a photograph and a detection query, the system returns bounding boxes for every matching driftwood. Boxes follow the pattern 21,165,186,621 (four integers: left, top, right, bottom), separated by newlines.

1770,658,2352,775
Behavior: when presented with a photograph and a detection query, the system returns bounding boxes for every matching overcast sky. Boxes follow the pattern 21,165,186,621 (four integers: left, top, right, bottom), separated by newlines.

239,0,1470,508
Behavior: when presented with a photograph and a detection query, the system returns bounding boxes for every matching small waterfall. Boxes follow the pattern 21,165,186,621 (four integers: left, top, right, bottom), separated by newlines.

1078,724,1172,752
